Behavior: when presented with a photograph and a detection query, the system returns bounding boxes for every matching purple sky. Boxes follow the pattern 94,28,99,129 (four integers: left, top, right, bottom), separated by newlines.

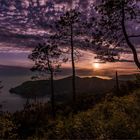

0,0,139,76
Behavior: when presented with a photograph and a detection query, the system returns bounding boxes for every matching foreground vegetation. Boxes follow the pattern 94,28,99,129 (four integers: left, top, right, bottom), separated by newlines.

1,77,140,139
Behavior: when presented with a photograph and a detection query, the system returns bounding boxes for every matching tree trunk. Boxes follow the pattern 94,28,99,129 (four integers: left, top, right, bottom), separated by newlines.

50,70,55,118
121,2,140,69
70,23,76,104
116,71,119,92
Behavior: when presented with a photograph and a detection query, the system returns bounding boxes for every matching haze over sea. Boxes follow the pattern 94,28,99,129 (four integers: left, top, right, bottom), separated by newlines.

0,57,139,112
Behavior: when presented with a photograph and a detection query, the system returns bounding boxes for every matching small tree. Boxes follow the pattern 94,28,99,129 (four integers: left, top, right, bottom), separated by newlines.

0,81,3,111
29,42,62,118
90,0,140,67
0,81,3,92
115,71,120,92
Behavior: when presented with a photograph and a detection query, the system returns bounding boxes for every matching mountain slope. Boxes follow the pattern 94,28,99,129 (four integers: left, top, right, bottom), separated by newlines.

10,76,119,99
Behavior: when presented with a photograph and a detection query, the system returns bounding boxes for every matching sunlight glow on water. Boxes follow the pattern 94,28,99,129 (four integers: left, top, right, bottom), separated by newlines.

95,76,112,80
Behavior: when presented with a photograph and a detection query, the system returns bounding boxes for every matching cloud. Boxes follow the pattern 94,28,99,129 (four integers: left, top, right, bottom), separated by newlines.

0,0,91,55
0,0,139,69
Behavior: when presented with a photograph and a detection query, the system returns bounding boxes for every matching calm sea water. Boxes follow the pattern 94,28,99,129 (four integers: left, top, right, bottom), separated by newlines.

0,75,112,112
0,75,31,112
0,65,50,112
0,65,114,112
0,75,51,112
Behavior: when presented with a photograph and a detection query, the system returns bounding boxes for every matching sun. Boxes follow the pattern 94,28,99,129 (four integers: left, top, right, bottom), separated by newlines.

92,63,100,69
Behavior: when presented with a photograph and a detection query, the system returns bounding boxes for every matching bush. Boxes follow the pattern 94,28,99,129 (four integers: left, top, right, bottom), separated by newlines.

1,87,140,139
0,113,17,139
43,89,140,139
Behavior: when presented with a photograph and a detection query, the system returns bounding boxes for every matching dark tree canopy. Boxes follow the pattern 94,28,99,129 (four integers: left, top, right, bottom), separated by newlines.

0,81,3,93
29,42,64,118
56,9,80,103
55,9,88,103
91,0,140,67
29,42,62,74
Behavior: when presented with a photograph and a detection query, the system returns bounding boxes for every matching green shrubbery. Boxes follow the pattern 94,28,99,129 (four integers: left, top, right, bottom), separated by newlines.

42,90,140,139
0,113,17,139
0,79,140,139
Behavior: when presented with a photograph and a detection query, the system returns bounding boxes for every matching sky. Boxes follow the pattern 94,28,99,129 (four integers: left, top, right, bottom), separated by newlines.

0,0,139,77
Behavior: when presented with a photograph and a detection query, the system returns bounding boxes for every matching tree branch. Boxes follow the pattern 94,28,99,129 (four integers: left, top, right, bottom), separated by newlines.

128,35,140,38
121,1,140,69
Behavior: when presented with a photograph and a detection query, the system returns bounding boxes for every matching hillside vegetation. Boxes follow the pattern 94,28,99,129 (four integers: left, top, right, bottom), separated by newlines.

1,76,140,139
10,76,121,99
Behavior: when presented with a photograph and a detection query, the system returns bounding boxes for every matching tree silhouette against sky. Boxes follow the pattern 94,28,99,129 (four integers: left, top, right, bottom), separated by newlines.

29,42,62,118
55,9,87,105
90,0,140,67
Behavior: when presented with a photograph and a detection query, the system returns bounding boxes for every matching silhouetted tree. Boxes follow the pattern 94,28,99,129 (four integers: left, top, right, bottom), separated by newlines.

29,42,62,118
56,9,84,105
0,81,3,92
91,0,140,67
115,71,120,93
0,81,3,111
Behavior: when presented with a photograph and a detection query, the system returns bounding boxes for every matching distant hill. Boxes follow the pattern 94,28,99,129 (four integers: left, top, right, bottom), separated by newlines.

0,65,31,77
116,74,137,81
10,76,123,100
